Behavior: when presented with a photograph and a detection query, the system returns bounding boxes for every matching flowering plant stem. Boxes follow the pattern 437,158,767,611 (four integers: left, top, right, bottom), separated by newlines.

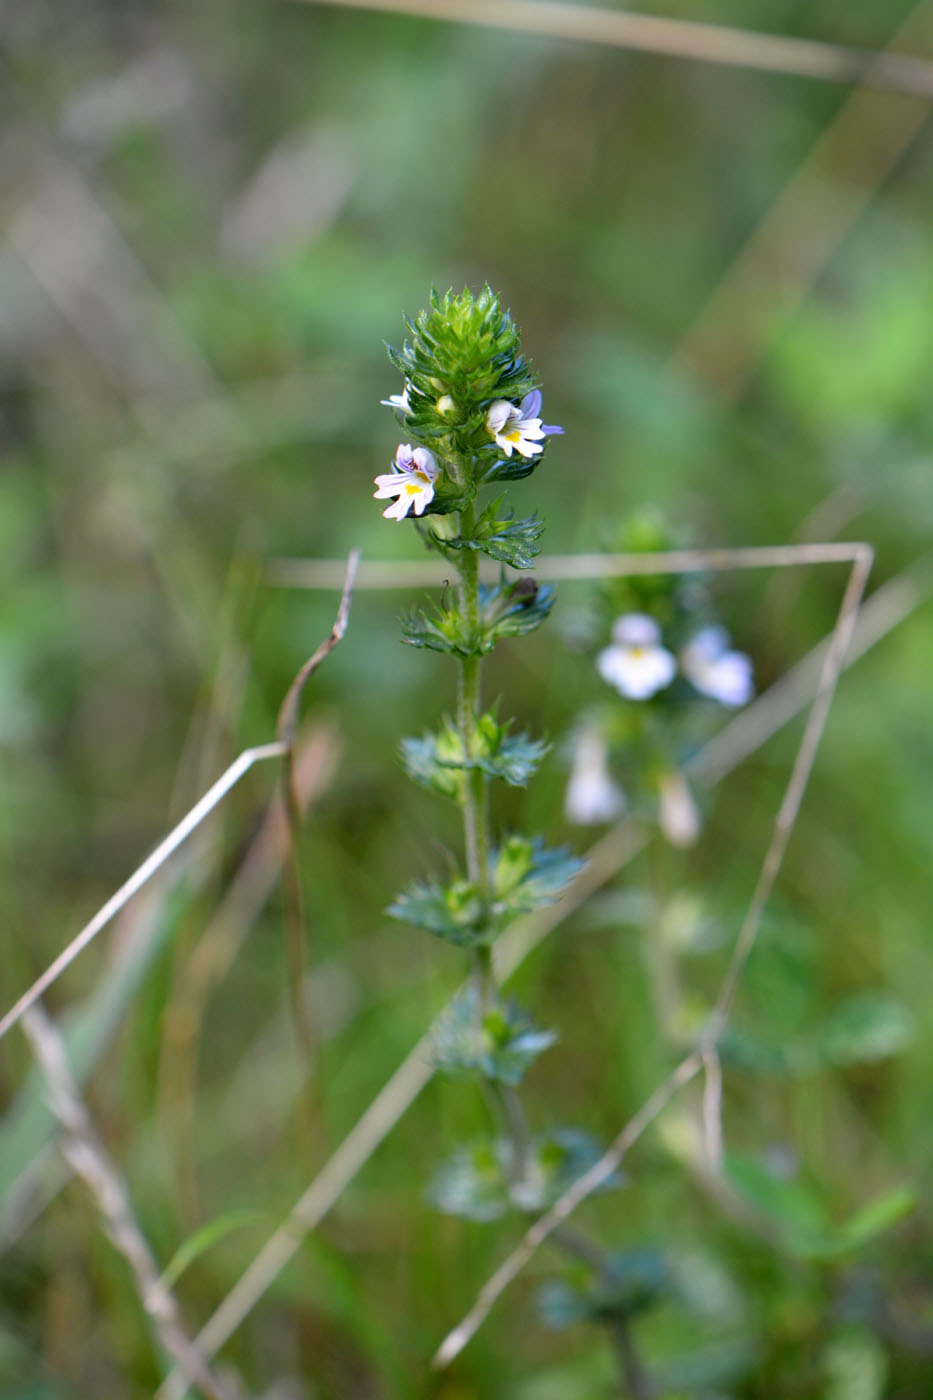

378,286,646,1391
453,505,495,1009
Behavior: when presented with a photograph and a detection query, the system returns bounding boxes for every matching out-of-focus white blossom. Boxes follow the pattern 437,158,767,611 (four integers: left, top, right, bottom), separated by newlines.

681,626,753,707
597,614,676,700
564,728,626,825
657,768,701,848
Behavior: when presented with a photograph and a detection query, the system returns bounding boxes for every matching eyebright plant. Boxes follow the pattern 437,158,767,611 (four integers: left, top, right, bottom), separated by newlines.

375,287,618,1234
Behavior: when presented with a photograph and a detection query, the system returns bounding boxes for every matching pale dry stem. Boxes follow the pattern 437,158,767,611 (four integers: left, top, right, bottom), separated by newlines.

298,0,933,98
20,1005,243,1400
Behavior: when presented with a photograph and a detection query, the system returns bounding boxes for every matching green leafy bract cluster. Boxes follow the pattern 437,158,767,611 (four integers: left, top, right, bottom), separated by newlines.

429,1129,619,1222
389,837,583,948
387,286,537,469
401,710,549,799
431,988,558,1085
401,575,554,658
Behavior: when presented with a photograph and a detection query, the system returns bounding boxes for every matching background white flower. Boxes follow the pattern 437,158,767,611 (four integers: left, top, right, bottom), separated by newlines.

564,728,626,825
597,614,676,700
681,626,754,707
373,444,438,521
657,768,702,848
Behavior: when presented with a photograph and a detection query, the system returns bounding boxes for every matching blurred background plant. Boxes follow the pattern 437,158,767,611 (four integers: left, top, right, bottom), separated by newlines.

563,507,756,848
1,0,933,1396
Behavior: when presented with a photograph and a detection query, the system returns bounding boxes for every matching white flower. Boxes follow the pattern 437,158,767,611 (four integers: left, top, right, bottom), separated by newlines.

681,626,754,707
597,614,676,700
564,729,626,825
657,768,701,848
486,397,545,458
436,394,456,417
380,382,412,414
373,444,439,521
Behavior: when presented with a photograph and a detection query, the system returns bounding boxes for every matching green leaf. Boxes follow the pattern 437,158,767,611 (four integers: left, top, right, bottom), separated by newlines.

512,1129,621,1212
401,575,555,658
389,837,581,946
482,575,555,643
430,1129,619,1222
432,987,557,1084
476,511,544,569
819,993,914,1067
418,476,469,518
537,1279,596,1331
388,878,486,946
719,1027,815,1078
483,729,549,785
481,449,542,484
725,1154,914,1261
400,602,481,657
400,712,548,796
436,496,545,568
491,835,585,916
429,1139,511,1222
399,725,466,798
724,1152,830,1241
838,1185,916,1250
158,1209,265,1292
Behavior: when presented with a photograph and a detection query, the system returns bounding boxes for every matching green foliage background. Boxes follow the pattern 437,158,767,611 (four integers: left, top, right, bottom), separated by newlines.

1,1,932,1395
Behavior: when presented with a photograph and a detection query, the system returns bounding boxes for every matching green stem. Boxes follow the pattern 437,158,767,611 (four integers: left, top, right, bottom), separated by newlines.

492,1080,530,1185
455,500,493,1011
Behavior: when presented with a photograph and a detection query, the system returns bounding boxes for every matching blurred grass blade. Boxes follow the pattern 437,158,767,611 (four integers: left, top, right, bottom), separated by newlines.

158,1210,266,1292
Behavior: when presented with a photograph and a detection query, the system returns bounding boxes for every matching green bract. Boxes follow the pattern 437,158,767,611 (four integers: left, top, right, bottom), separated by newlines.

429,1129,620,1223
388,878,486,947
432,988,558,1085
388,840,583,946
434,496,545,569
491,835,585,914
401,577,555,657
401,712,549,797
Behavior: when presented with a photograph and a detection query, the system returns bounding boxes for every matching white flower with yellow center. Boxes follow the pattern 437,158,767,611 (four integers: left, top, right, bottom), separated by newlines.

486,389,562,459
373,444,439,521
681,626,754,707
597,614,676,700
564,728,626,826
